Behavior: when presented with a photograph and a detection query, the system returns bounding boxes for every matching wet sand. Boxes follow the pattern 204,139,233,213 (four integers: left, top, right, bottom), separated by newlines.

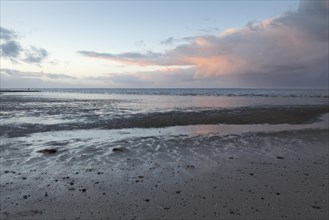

1,128,328,219
1,93,328,219
1,105,328,138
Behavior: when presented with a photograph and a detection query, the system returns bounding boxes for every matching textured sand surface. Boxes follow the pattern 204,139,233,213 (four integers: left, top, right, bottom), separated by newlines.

1,128,328,220
1,93,328,219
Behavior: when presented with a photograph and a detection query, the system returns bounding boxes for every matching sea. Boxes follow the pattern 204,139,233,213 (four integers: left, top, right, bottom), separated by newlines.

0,87,328,152
0,88,328,161
1,88,328,137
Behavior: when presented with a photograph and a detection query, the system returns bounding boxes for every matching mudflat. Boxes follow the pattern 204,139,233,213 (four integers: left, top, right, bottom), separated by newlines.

1,91,328,219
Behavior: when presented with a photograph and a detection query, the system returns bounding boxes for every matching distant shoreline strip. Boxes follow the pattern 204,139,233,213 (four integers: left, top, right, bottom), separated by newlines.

0,90,41,93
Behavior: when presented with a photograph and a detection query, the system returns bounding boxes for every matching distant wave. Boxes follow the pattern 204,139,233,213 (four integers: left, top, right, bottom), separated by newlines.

43,88,329,98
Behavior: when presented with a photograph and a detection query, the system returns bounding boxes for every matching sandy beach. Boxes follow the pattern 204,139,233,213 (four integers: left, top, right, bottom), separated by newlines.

1,0,328,218
1,129,328,219
1,0,329,218
0,90,328,219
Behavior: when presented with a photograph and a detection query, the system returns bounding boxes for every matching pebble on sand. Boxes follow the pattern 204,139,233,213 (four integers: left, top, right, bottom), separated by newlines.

37,148,58,155
112,147,127,152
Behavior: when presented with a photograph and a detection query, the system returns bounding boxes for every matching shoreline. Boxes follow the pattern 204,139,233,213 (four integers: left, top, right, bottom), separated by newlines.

0,90,41,93
1,91,328,219
1,105,328,138
1,128,328,219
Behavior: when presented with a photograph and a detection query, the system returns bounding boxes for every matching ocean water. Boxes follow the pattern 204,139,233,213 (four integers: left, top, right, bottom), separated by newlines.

1,88,328,163
41,88,329,97
0,88,327,165
1,88,328,136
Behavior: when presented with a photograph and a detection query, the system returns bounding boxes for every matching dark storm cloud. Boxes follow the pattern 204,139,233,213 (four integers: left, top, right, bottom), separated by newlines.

263,63,308,74
275,0,328,41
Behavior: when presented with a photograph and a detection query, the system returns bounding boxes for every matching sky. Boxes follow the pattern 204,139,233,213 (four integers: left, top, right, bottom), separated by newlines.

0,0,328,88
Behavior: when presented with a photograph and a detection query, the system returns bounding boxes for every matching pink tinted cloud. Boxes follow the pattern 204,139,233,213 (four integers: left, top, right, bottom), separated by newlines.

78,0,328,82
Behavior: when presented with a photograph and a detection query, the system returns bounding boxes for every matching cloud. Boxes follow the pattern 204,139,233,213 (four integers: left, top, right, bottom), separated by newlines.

0,27,22,61
200,27,220,34
160,37,174,45
1,68,76,80
78,50,169,66
277,0,328,41
0,26,18,41
78,0,328,87
85,67,199,88
0,68,77,88
1,40,22,59
23,46,49,63
86,73,148,87
160,36,194,45
135,40,146,48
0,27,49,64
45,73,76,80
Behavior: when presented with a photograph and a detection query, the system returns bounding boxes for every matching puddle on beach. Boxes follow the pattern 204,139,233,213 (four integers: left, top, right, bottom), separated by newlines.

1,116,78,125
2,114,328,151
13,113,329,140
1,105,328,220
1,112,327,170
